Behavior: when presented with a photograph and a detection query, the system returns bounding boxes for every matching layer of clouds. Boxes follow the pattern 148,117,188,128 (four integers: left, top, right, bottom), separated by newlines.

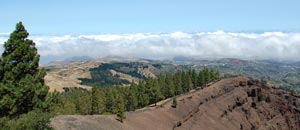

0,31,300,64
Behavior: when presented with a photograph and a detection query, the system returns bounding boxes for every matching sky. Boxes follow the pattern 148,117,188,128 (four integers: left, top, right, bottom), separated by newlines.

1,0,300,64
1,0,300,34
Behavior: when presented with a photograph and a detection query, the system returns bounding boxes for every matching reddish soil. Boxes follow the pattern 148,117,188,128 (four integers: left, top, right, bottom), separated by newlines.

51,76,300,130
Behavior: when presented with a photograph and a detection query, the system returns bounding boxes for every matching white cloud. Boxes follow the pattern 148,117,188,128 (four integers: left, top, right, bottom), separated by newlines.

0,31,300,63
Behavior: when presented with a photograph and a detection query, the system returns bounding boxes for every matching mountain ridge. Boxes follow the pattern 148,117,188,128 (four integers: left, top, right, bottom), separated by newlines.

51,76,300,130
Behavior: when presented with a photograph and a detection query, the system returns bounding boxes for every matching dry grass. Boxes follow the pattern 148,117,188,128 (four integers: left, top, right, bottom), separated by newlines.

45,61,101,92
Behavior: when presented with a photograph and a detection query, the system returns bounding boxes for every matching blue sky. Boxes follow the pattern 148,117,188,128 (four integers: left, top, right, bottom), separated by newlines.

1,0,300,34
1,0,300,63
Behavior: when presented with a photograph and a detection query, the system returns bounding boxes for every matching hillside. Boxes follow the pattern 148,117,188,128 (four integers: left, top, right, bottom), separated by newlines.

174,58,300,93
51,76,300,130
45,60,190,91
44,61,101,92
44,58,300,93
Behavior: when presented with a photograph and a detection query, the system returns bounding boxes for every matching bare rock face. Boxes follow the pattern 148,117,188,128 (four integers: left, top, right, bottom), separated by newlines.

51,76,300,130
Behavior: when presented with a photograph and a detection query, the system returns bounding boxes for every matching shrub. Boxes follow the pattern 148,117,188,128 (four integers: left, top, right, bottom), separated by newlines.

172,97,177,108
1,110,53,130
116,110,126,123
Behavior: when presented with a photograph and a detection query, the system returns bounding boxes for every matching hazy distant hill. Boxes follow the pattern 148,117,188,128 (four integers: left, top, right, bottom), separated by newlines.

99,55,153,63
65,56,94,62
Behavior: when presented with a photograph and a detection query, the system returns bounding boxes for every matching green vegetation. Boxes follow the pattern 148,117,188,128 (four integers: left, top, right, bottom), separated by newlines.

117,109,126,122
51,68,219,116
0,22,220,129
79,62,192,87
79,62,149,86
0,110,53,130
0,22,53,129
171,97,177,108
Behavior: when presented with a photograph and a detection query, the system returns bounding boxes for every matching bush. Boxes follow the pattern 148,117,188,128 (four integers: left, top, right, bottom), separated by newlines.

172,97,177,108
1,110,53,130
0,117,10,130
116,110,126,123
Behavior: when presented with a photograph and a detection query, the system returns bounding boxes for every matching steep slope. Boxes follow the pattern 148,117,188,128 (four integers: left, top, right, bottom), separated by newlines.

51,76,300,130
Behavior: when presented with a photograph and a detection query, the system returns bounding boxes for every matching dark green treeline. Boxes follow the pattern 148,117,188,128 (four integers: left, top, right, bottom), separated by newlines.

49,68,219,115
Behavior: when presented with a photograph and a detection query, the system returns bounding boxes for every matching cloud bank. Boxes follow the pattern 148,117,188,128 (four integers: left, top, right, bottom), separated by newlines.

1,31,300,64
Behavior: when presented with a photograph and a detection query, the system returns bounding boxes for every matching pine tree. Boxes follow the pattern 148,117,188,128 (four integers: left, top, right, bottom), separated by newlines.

125,83,138,111
174,71,183,95
187,75,193,91
191,69,198,88
208,69,215,82
91,87,106,114
151,79,164,106
181,72,188,92
104,88,117,113
197,71,205,88
171,97,177,108
137,80,149,107
165,74,175,98
203,68,209,86
116,90,126,122
0,22,49,117
78,93,92,115
116,107,125,123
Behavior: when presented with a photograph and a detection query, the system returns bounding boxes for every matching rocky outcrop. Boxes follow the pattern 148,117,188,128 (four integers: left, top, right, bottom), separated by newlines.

51,76,300,130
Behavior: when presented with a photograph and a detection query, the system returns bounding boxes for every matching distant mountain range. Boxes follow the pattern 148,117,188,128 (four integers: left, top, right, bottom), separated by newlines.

64,56,94,62
45,56,300,93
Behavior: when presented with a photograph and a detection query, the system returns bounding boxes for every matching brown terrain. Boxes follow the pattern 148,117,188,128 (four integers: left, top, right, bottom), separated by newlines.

44,61,101,92
51,76,300,130
45,61,158,91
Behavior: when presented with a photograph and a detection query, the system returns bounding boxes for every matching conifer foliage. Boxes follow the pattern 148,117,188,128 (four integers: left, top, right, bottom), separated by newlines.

53,67,220,118
117,110,125,123
0,22,49,117
171,97,177,108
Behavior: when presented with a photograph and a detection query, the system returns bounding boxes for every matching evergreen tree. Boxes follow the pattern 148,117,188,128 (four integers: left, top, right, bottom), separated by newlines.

181,72,187,92
78,93,92,114
151,79,164,106
91,87,106,114
157,75,166,97
164,74,175,98
116,90,126,122
51,67,220,115
171,97,177,108
0,22,48,117
183,73,193,92
191,69,198,88
136,80,149,107
104,88,117,113
197,71,205,88
203,68,209,86
182,72,193,92
125,83,138,111
116,107,125,123
213,71,220,80
187,75,193,91
174,71,183,95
